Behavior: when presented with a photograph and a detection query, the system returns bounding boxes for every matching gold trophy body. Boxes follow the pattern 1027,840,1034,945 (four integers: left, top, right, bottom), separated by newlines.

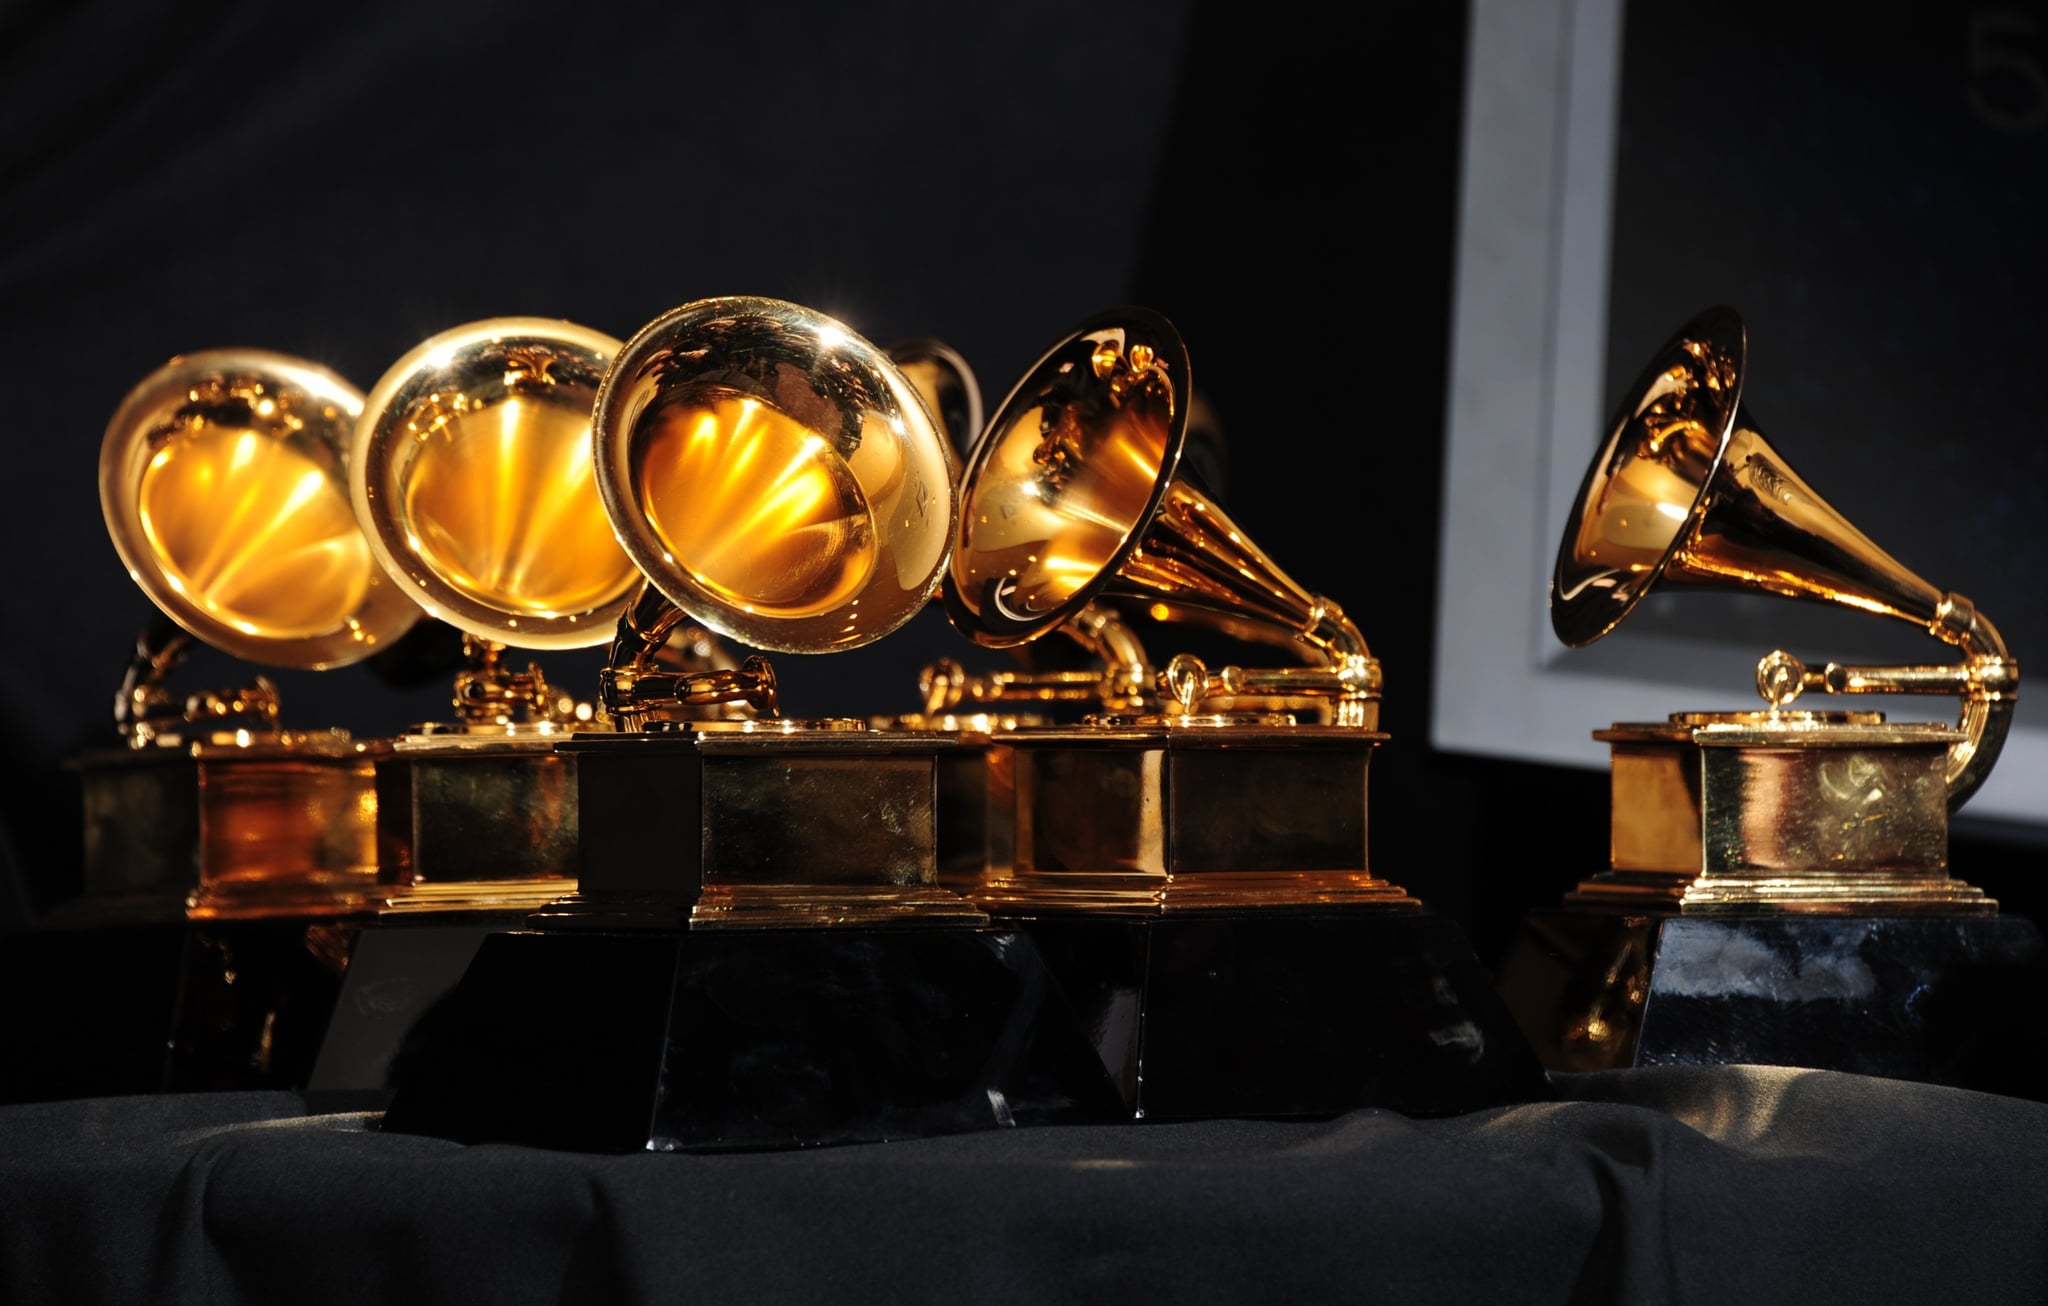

544,296,985,929
943,310,1409,914
1499,306,2041,1091
349,317,644,912
936,309,1543,1118
65,349,421,1096
91,349,421,920
382,298,1121,1150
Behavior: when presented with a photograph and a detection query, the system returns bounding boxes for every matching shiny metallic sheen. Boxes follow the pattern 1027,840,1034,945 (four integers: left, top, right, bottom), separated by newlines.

101,350,420,669
353,318,639,650
943,308,1377,727
594,296,955,655
1550,306,2016,810
1550,306,2015,913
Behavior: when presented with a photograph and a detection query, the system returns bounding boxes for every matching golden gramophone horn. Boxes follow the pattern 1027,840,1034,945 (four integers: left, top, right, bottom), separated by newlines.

1551,305,2018,809
887,336,983,478
101,349,422,674
352,318,643,656
942,308,1377,726
593,296,956,670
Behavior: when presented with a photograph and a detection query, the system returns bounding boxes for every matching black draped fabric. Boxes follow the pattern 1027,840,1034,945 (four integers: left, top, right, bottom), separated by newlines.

4,1068,2047,1305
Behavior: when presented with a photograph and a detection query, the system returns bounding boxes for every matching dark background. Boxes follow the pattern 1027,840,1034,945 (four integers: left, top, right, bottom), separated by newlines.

1,1,2037,965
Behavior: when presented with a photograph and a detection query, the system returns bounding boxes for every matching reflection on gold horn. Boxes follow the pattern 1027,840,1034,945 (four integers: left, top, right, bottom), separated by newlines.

590,296,956,728
1551,305,2017,813
101,349,421,677
941,308,1377,729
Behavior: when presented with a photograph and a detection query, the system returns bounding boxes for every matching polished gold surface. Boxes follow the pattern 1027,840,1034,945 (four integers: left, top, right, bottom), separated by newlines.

1552,305,2016,809
976,727,1417,915
943,308,1378,728
77,735,381,918
594,296,954,655
937,309,1398,912
637,391,878,620
101,350,420,669
1571,713,1988,914
354,318,639,649
916,604,1153,719
887,337,984,476
1551,306,2018,912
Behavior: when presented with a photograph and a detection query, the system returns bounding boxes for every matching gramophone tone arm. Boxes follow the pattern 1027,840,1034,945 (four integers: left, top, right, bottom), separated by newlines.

599,584,779,729
920,602,1153,714
1755,595,2017,809
1756,651,2020,703
920,660,1123,714
1161,653,1383,729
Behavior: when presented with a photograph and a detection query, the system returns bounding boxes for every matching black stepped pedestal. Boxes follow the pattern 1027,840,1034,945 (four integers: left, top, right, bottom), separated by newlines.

1499,911,2048,1099
306,920,505,1106
379,927,1128,1152
1025,912,1553,1120
166,918,359,1092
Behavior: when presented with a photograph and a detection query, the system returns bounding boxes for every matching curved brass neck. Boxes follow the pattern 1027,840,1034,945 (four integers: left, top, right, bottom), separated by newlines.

114,616,284,747
599,584,779,730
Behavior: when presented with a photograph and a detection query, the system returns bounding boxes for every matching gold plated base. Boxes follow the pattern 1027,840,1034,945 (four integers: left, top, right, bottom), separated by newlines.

76,740,381,920
376,876,576,916
1580,713,1993,916
690,883,993,930
186,881,378,921
376,730,579,900
975,726,1417,916
559,728,987,929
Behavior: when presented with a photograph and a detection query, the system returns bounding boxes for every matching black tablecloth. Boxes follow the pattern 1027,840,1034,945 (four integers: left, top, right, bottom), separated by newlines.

4,1067,2046,1305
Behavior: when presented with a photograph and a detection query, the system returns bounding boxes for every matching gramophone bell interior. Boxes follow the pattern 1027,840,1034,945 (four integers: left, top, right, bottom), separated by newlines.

101,349,420,669
353,318,641,650
945,308,1189,649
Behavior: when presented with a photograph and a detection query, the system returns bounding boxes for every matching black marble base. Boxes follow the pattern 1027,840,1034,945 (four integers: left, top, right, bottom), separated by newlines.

306,920,504,1104
0,915,364,1103
166,918,360,1092
1024,912,1552,1119
378,928,1128,1152
1498,911,2048,1098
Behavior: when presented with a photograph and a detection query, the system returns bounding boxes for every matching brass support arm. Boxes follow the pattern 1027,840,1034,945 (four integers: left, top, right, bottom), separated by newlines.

919,602,1154,716
1754,591,2018,810
599,584,779,731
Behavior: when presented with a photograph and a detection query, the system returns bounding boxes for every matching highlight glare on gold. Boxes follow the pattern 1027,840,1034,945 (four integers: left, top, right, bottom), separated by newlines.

137,423,372,639
401,394,636,617
636,389,877,619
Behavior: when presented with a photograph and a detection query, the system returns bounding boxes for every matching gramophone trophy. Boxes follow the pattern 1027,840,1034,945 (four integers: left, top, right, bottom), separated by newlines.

90,350,420,919
76,349,420,1094
1498,306,2042,1093
348,317,644,910
381,297,1121,1151
301,318,665,1098
939,308,1545,1118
